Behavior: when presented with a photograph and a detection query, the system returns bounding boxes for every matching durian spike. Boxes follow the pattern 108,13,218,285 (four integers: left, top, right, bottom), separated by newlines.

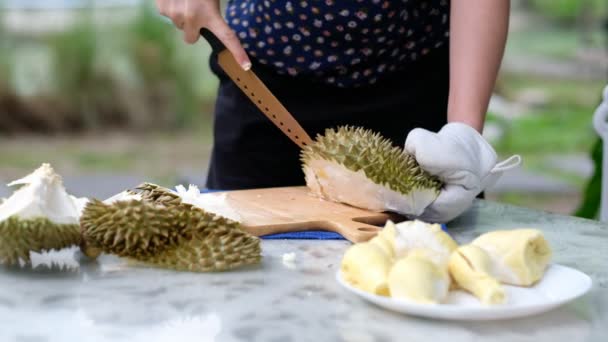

448,245,506,305
0,217,80,265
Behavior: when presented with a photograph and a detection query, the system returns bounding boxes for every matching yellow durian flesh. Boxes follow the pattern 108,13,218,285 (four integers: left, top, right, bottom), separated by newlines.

471,229,552,286
448,245,506,305
388,251,450,304
368,220,397,258
340,243,391,296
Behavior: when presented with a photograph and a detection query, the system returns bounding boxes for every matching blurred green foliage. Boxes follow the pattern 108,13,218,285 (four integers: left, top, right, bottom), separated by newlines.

1,2,216,134
530,0,607,24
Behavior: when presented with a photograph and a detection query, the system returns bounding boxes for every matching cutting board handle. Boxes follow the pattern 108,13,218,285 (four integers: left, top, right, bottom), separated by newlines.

320,219,382,243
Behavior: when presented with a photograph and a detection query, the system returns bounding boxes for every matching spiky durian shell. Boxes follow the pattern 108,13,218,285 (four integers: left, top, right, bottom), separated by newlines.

134,219,262,272
0,217,80,265
80,199,191,258
301,126,442,196
80,184,262,272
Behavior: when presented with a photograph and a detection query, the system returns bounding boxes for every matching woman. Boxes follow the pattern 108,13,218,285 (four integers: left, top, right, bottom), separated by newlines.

156,0,519,222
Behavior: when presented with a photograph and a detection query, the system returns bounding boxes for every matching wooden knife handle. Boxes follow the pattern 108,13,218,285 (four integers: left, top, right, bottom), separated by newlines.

199,28,314,148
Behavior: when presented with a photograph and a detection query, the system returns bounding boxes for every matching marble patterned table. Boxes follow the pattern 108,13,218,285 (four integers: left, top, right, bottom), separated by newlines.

0,200,607,342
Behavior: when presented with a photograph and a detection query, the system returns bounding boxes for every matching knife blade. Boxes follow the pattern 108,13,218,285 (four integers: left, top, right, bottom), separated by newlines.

200,28,313,148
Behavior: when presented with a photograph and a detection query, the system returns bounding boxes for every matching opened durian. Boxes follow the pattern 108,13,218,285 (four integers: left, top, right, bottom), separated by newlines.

388,249,451,304
301,126,442,217
0,164,87,265
80,183,261,272
448,245,506,305
470,229,552,286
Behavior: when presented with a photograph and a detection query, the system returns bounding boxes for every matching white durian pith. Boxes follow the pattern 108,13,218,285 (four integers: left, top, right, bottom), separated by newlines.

0,163,85,224
393,220,458,266
0,164,86,265
471,229,552,286
174,184,242,222
301,126,442,217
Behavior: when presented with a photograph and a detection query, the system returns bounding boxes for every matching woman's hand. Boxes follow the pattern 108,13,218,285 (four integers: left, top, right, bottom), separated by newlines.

156,0,251,70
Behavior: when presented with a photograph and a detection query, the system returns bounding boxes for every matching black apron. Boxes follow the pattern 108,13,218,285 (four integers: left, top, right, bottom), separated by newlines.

205,47,450,190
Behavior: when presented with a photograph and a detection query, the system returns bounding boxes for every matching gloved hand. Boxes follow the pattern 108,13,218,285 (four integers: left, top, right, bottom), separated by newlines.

404,122,521,223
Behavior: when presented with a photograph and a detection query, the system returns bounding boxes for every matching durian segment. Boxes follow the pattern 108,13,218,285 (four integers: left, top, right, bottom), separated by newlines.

448,245,506,305
394,220,458,267
340,243,391,296
134,219,261,272
388,251,451,304
301,126,442,216
0,217,81,265
471,229,552,286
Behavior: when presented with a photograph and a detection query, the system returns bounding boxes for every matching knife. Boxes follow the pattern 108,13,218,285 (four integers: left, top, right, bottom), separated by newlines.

200,28,313,148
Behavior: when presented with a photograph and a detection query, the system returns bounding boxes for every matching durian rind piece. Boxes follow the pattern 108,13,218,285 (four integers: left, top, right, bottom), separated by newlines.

301,126,442,216
471,229,552,286
81,184,262,272
0,217,80,265
394,220,458,267
388,251,451,304
134,221,262,272
340,242,391,296
448,245,506,305
80,199,192,258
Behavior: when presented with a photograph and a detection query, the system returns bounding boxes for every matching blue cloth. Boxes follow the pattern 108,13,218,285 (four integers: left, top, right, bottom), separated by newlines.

201,188,447,240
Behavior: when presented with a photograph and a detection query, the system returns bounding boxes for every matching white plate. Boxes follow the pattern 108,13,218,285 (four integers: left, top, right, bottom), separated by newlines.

337,264,592,321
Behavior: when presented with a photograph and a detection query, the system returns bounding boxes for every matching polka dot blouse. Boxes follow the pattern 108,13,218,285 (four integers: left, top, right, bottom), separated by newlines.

226,0,450,88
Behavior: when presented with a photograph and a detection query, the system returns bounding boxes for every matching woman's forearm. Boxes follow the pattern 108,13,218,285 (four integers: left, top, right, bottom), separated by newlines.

447,0,510,132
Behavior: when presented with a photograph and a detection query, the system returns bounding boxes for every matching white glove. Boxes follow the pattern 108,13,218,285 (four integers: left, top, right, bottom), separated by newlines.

404,122,521,223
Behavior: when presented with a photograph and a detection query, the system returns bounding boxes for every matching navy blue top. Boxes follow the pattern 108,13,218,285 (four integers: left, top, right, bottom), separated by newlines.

226,0,450,88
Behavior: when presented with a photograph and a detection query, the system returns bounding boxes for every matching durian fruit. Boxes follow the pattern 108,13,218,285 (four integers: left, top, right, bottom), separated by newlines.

301,126,442,217
80,183,261,272
393,220,458,267
388,249,451,304
0,164,86,265
448,245,506,305
340,242,392,296
471,229,552,286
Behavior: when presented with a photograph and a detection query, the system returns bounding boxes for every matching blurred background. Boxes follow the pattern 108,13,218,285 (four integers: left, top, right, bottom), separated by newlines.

0,0,606,220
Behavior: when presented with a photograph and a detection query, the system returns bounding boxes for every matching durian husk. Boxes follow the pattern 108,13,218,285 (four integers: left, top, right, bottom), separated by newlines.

300,126,443,216
80,183,262,272
80,199,191,258
0,217,81,265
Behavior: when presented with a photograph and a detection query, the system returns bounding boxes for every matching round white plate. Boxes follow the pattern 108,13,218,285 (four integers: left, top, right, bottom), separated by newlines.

337,264,592,321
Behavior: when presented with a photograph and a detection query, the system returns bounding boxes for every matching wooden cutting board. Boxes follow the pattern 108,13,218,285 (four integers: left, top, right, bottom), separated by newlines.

198,186,404,243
